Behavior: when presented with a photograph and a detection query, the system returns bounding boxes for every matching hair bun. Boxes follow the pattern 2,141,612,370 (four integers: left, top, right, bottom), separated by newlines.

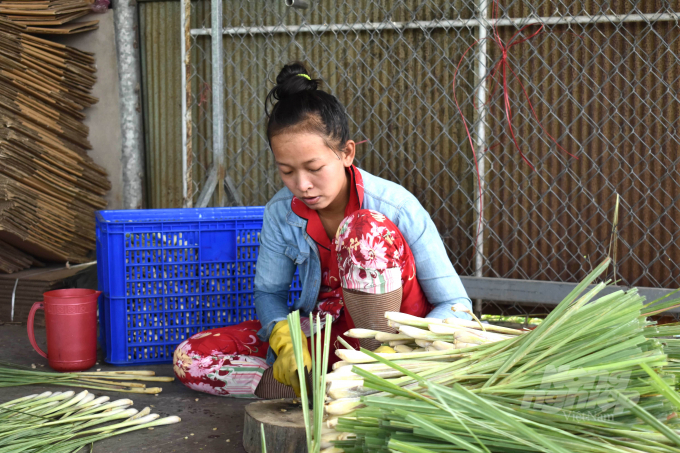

270,61,319,101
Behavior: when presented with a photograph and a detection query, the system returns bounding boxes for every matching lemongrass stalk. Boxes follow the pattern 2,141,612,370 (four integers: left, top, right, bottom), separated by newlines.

0,408,137,438
72,399,134,420
76,378,148,388
388,339,415,347
35,416,180,453
73,396,111,415
126,406,151,421
335,348,464,363
327,379,365,392
77,370,157,376
0,393,45,407
384,312,443,329
332,361,350,371
374,332,412,341
415,340,433,348
320,431,338,449
335,336,355,351
325,398,362,415
453,341,480,349
41,390,89,415
397,325,453,341
429,323,510,341
344,328,380,339
394,345,413,353
261,423,267,453
328,387,372,400
444,317,523,335
288,311,312,452
451,302,485,331
432,340,455,350
77,375,174,382
317,313,333,451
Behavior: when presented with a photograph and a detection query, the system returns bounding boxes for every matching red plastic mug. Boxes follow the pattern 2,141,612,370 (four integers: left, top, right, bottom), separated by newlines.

27,289,102,372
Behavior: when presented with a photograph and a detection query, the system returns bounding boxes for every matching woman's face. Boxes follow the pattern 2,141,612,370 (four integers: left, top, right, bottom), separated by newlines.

271,131,355,212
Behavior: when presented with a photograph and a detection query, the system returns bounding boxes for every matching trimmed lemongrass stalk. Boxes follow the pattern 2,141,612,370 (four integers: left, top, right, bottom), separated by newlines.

0,391,182,453
0,362,173,393
325,397,362,416
414,340,433,348
388,339,416,346
287,310,312,453
443,316,524,335
428,323,511,341
385,312,444,329
320,431,339,449
432,340,456,350
451,302,485,331
344,328,380,339
261,423,267,453
288,310,333,453
335,348,465,364
397,325,454,342
394,345,413,353
335,336,356,351
76,370,157,376
374,332,412,342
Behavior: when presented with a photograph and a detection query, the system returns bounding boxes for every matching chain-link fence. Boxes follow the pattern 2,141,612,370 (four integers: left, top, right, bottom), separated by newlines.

178,0,680,317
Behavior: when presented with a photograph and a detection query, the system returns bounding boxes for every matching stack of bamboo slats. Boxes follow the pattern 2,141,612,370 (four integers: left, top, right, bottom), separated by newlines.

0,0,98,34
0,17,109,273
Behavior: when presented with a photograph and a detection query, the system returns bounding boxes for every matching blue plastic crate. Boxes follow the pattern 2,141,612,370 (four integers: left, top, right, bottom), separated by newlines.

96,207,301,365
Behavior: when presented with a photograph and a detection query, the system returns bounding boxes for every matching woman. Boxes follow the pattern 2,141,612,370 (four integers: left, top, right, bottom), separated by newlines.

173,62,471,398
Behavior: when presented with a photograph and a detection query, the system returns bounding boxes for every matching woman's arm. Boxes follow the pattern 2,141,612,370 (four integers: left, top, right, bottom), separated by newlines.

254,208,297,342
397,197,472,320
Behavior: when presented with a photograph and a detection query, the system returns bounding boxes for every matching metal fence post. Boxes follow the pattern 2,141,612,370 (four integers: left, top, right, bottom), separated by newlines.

473,0,490,316
211,0,225,207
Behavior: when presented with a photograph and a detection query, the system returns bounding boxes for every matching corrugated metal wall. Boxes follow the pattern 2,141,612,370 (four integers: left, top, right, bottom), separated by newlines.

139,2,181,209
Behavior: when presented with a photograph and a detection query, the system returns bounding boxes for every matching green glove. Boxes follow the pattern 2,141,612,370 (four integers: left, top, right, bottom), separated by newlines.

269,320,312,396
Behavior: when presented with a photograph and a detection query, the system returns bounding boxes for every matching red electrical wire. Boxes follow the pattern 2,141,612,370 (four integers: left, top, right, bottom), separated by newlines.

452,0,580,268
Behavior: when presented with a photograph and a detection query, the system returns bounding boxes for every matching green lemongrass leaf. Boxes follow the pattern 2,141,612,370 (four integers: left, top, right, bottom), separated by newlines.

643,288,680,309
484,259,610,388
287,311,312,452
261,423,267,453
639,363,680,411
500,295,621,386
388,438,438,453
397,410,488,453
611,389,680,446
435,383,572,453
641,298,680,317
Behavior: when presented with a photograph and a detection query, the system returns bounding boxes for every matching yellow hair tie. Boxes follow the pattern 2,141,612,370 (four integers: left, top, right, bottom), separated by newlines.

298,74,311,81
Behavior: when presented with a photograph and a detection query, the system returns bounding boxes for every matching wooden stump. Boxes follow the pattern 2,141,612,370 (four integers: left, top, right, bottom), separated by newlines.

243,399,308,453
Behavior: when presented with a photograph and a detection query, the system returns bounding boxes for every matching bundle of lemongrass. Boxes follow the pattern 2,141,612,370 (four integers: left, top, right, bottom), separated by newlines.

288,310,343,453
319,259,680,452
342,309,521,356
0,362,173,394
324,309,522,405
0,390,180,453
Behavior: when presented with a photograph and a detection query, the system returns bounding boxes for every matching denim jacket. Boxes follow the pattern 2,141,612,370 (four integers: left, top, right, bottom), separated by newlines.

254,167,472,362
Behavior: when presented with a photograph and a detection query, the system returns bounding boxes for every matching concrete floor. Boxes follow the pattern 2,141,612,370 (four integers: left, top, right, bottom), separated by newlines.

0,323,250,452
